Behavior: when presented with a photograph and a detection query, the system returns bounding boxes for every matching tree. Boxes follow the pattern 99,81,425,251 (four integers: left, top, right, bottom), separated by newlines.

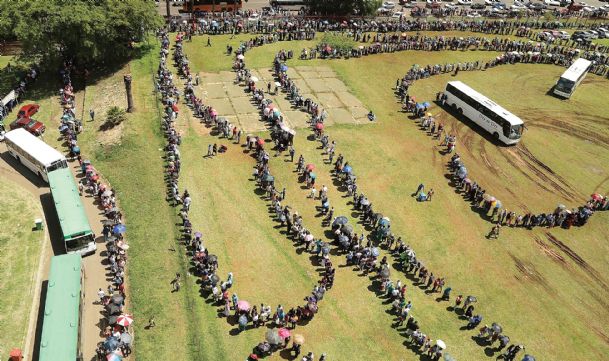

306,0,381,16
1,0,162,65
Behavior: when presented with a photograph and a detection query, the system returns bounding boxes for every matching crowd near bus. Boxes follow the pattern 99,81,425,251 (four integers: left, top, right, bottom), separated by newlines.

4,128,68,181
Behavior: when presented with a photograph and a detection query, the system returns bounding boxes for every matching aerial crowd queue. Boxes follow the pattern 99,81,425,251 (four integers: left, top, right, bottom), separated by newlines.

56,62,134,360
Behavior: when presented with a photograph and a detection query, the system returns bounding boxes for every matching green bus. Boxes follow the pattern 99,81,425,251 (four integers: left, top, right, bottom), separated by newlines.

39,254,84,361
47,168,97,256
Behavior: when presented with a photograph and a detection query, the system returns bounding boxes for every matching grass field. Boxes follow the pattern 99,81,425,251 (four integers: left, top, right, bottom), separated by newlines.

0,177,44,357
5,31,608,361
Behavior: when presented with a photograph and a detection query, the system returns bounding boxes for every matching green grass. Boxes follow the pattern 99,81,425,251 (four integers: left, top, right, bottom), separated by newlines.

8,31,608,361
178,35,609,360
0,177,44,356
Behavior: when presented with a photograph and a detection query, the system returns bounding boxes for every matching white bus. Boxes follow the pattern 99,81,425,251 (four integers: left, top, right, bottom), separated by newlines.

444,81,524,145
4,128,68,182
553,58,592,98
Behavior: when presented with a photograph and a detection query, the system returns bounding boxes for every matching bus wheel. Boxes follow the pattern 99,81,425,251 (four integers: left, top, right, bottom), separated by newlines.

493,132,500,141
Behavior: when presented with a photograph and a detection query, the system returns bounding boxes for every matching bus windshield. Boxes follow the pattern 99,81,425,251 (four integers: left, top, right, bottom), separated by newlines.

556,78,574,93
509,124,524,139
66,234,95,252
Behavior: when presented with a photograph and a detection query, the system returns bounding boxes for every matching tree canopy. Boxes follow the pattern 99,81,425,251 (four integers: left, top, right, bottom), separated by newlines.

306,0,381,16
0,0,162,65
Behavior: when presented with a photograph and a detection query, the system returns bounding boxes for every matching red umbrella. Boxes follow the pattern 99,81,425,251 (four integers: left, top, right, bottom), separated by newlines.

306,164,315,171
315,123,324,130
172,104,179,112
117,314,134,327
278,328,291,339
325,46,332,52
257,138,265,146
591,193,603,201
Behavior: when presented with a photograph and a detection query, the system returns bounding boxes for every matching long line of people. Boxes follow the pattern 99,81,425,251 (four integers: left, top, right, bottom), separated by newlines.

54,62,133,360
270,49,536,361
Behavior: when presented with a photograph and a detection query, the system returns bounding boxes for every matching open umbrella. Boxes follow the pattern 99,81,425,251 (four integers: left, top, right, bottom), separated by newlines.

117,314,134,327
106,304,121,315
423,101,431,107
280,64,288,72
591,193,603,201
491,322,503,334
466,296,477,303
343,165,352,173
107,315,118,325
371,247,380,257
112,295,124,305
315,123,324,130
237,300,251,311
103,337,119,351
250,76,259,82
257,138,265,146
102,190,113,197
482,194,495,202
436,340,447,349
333,216,348,226
522,356,535,361
238,314,248,326
381,266,390,278
306,164,315,171
120,332,132,345
361,198,370,206
265,329,281,345
309,172,316,179
274,81,282,87
293,334,305,345
194,231,202,239
342,224,353,235
263,174,275,183
113,224,127,234
278,328,291,339
208,255,218,263
237,54,245,60
107,351,122,361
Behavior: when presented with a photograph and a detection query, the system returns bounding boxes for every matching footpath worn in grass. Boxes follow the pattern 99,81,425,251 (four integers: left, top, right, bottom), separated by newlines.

0,177,44,356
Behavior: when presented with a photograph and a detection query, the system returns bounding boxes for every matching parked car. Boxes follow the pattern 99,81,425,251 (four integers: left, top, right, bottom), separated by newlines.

485,0,500,5
544,0,560,6
9,117,46,136
457,0,472,4
392,11,406,17
528,2,547,10
596,27,609,38
511,3,527,10
471,3,486,9
383,1,397,8
17,104,40,119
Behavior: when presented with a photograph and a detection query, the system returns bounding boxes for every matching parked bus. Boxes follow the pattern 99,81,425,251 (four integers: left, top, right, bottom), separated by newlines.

48,167,97,256
444,81,524,145
39,253,84,361
183,0,243,12
4,128,67,182
553,58,592,98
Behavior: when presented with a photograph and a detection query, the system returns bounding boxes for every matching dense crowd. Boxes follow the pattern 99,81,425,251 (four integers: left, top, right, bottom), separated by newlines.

55,62,133,360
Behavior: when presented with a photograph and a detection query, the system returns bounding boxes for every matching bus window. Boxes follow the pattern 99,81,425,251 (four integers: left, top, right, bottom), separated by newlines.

66,234,94,253
509,124,524,139
556,78,574,93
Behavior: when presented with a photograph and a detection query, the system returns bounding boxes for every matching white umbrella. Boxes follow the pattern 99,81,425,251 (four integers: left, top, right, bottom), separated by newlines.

250,76,259,82
102,190,112,197
274,81,281,87
237,54,245,60
117,314,134,327
436,340,446,349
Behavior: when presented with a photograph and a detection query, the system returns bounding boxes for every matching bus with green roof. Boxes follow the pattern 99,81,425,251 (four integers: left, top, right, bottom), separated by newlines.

47,168,96,256
38,253,84,361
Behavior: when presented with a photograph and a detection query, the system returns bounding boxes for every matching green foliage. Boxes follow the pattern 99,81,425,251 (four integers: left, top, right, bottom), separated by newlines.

307,0,381,16
1,0,162,65
319,33,357,53
104,106,127,129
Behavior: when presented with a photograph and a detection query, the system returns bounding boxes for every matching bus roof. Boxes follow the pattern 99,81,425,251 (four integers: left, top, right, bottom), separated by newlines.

47,168,93,239
4,128,65,167
39,254,82,361
560,58,592,82
448,81,524,126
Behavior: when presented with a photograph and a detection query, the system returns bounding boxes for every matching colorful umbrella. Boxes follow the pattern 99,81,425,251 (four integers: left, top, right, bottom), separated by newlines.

293,334,305,345
278,328,291,339
342,165,352,173
591,193,603,201
257,138,265,146
315,123,324,130
237,54,245,60
117,314,134,327
306,164,315,171
113,224,127,234
265,329,281,345
103,337,119,351
237,300,251,311
172,104,179,112
106,351,123,361
309,172,316,179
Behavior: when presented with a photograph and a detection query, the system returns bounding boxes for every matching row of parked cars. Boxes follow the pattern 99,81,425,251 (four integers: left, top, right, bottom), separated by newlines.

380,0,609,11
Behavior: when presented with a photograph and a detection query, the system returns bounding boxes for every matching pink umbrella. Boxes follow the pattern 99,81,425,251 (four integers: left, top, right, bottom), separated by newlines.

306,164,315,171
210,109,218,116
237,300,251,311
315,123,324,130
117,314,134,327
591,193,603,201
278,328,291,339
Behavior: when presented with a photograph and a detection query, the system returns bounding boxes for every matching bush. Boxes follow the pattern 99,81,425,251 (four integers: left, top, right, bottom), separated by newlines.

319,33,357,53
103,106,127,129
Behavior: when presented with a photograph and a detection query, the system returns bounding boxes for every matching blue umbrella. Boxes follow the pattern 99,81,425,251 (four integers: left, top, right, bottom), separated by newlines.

522,356,535,361
113,224,127,234
422,101,431,107
416,103,424,109
103,337,119,351
280,64,288,72
333,216,348,226
342,165,352,173
371,247,380,257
